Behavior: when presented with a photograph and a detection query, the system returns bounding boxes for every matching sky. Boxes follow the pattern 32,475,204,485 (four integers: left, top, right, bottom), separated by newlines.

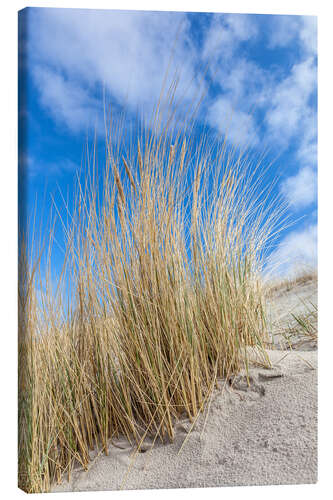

18,7,317,277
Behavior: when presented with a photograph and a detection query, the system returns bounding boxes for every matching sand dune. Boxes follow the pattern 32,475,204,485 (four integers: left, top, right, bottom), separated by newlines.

265,275,317,350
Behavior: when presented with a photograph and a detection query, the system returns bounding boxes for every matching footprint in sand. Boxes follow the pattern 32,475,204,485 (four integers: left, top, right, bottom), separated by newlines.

228,374,266,397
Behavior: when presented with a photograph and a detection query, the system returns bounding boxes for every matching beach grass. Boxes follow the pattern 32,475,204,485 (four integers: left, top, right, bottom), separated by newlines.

18,98,284,493
280,298,318,349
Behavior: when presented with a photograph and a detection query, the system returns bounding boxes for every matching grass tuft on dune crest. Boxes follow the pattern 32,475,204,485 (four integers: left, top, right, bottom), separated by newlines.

18,94,285,493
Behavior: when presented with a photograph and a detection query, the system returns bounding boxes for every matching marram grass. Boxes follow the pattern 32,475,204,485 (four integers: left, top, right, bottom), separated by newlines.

18,109,284,493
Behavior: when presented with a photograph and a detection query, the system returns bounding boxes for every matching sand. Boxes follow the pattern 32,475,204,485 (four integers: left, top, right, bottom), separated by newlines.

265,276,317,350
52,279,317,493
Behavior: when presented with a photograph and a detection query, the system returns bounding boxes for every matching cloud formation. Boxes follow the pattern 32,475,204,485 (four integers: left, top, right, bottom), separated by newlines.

27,9,317,162
202,13,258,63
267,224,317,277
268,15,317,57
33,65,101,133
280,166,317,210
207,97,259,147
264,57,317,148
29,9,200,133
200,13,317,160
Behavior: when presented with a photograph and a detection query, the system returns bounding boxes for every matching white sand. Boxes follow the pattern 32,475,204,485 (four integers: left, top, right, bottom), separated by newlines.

52,348,317,492
265,277,317,350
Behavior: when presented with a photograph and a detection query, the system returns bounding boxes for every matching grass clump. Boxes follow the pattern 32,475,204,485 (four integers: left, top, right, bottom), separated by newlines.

18,99,284,492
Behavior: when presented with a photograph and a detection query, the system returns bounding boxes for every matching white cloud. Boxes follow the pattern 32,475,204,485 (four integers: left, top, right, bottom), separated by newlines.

264,15,317,155
29,9,200,131
33,66,101,133
267,224,317,277
218,59,271,106
202,13,258,62
300,16,317,56
205,57,271,147
268,15,317,57
27,7,317,166
280,166,317,210
202,15,316,153
268,15,300,48
207,97,259,148
264,57,316,148
226,14,258,40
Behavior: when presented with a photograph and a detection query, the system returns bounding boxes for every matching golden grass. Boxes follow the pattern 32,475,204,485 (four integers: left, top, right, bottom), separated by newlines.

18,100,284,493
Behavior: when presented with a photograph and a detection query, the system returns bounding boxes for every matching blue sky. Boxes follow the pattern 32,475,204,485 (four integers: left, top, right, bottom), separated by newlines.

18,7,317,276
